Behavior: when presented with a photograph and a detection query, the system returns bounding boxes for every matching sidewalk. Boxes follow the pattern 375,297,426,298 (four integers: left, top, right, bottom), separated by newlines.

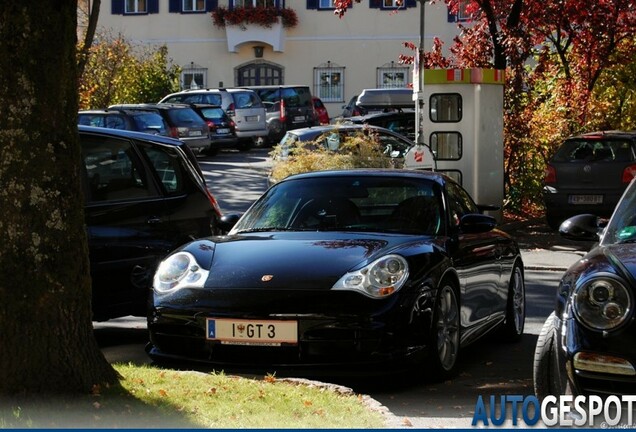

499,217,594,272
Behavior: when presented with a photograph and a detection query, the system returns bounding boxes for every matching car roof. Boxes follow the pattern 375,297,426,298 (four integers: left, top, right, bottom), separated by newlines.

568,130,636,140
349,111,415,122
108,103,193,111
282,168,448,185
356,88,414,109
78,125,183,146
286,123,415,142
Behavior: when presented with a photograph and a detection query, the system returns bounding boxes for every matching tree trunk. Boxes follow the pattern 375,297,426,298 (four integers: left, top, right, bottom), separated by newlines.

0,1,118,395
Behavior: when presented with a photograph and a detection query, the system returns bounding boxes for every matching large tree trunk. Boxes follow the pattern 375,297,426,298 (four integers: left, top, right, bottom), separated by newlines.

0,1,118,394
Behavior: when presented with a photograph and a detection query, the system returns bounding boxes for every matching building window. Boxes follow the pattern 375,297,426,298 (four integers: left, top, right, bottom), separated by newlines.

233,0,275,7
430,132,462,160
382,0,402,8
181,63,207,89
319,0,335,9
447,0,473,22
126,0,147,13
314,62,344,103
377,62,409,88
430,93,462,122
183,0,206,12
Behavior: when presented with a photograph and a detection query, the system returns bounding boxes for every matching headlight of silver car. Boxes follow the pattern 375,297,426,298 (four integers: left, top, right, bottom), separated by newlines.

154,252,209,293
573,274,633,332
332,254,409,299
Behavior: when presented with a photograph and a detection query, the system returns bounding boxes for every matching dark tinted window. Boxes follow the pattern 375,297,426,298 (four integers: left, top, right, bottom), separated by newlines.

166,108,207,126
81,135,155,202
232,91,263,108
281,87,312,108
138,144,185,194
131,112,169,135
198,107,226,121
553,139,635,163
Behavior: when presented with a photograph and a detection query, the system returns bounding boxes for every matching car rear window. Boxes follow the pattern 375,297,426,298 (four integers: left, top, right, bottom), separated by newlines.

131,112,169,135
254,87,312,108
232,91,263,109
167,108,207,126
553,139,635,163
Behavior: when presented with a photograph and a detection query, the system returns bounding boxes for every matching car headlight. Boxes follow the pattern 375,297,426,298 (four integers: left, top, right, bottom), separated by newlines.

332,254,409,299
154,252,209,293
573,274,633,332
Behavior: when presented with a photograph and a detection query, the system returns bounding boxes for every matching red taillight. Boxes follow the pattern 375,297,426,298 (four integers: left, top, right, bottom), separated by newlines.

205,187,222,217
544,165,556,183
623,164,636,183
280,99,286,122
169,126,180,138
226,103,235,117
229,119,236,127
206,120,215,132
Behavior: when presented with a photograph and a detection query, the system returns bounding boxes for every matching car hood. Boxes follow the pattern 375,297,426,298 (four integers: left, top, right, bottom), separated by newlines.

187,231,435,289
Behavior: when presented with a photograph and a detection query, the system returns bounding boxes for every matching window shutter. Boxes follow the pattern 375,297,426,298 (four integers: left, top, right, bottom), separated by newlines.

148,0,159,13
405,0,416,7
112,0,124,14
447,9,457,22
169,0,181,13
307,0,318,9
206,0,218,11
369,0,382,8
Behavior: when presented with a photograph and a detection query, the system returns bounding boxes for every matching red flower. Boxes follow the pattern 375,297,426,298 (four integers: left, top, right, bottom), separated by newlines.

212,6,298,30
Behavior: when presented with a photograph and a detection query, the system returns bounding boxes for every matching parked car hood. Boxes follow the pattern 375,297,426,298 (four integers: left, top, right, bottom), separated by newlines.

184,231,436,290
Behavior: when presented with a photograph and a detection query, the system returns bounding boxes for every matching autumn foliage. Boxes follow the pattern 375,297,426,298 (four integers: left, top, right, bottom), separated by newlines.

335,0,636,217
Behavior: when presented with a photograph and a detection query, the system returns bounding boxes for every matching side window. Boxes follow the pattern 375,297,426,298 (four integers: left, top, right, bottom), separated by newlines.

314,65,344,103
111,0,159,14
446,181,478,226
138,144,186,194
430,132,462,160
430,93,462,122
81,136,155,202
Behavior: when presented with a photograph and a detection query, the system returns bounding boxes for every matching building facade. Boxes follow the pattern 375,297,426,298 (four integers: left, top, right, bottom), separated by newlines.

99,0,465,116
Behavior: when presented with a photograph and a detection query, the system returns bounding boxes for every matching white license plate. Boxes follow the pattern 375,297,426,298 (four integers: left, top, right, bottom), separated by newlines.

216,128,230,134
569,195,603,205
293,116,305,122
246,116,258,122
189,130,202,136
206,318,298,346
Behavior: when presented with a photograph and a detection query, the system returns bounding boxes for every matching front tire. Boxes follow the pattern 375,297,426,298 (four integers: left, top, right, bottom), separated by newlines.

428,282,460,380
533,312,561,400
500,262,525,342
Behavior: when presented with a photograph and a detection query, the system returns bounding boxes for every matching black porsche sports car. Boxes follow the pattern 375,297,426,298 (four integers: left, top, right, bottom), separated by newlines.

147,169,526,378
534,178,636,398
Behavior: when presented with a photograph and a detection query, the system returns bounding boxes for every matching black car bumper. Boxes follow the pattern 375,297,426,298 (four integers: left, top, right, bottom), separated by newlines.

557,315,636,396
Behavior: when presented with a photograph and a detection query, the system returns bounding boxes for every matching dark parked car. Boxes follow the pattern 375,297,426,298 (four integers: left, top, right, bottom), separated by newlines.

79,125,222,321
348,111,416,141
108,103,212,154
534,178,636,399
543,130,636,230
189,104,238,155
78,109,170,136
241,85,316,144
147,169,525,378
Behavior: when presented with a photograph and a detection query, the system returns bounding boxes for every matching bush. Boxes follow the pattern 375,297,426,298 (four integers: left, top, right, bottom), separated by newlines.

268,129,398,184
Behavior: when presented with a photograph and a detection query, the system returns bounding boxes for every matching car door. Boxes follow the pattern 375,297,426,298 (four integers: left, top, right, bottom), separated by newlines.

80,131,172,321
444,181,504,336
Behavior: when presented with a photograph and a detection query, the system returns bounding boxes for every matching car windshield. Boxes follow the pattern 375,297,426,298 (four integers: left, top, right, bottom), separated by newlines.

601,180,636,245
231,176,443,235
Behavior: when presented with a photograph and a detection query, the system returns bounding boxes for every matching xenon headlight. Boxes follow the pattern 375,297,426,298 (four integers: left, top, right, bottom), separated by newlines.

154,252,209,293
573,274,633,332
332,254,409,299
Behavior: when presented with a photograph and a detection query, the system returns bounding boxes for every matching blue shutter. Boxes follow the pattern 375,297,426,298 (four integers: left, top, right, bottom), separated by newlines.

307,0,318,9
405,0,416,7
206,0,218,12
148,0,159,13
112,0,124,14
369,0,382,8
447,6,457,22
169,0,181,12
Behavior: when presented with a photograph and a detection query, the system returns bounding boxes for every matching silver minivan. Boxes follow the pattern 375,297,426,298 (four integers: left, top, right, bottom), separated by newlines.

159,88,268,149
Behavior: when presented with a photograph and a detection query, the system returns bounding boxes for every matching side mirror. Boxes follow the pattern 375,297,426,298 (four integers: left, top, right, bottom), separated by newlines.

218,213,242,233
460,213,497,234
559,214,601,242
